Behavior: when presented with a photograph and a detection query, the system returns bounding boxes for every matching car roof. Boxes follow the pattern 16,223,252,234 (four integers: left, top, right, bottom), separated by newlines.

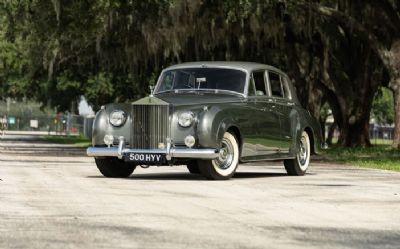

164,61,286,75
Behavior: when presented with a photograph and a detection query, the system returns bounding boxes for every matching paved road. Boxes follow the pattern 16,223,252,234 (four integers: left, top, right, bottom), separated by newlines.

1,134,399,249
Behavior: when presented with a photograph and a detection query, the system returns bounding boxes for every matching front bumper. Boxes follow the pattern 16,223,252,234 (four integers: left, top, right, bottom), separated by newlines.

86,136,219,160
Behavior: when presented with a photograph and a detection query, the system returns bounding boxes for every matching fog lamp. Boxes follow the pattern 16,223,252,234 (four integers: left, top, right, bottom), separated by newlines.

184,135,196,148
104,135,114,146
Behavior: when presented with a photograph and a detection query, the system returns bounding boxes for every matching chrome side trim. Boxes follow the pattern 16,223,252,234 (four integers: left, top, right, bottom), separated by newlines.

170,148,219,159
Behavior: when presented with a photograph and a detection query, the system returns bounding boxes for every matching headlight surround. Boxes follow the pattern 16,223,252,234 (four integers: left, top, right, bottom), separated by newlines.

109,110,127,127
178,111,195,127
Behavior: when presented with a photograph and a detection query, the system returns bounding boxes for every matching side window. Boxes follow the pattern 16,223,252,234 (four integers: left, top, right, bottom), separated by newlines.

281,76,292,99
252,71,266,96
247,76,256,96
157,71,175,92
268,72,283,98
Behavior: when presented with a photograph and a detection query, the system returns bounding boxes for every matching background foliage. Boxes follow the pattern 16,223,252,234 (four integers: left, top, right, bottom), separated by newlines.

0,0,399,148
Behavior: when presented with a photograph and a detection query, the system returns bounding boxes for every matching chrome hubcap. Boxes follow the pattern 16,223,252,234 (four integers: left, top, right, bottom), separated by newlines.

298,136,308,165
214,138,234,170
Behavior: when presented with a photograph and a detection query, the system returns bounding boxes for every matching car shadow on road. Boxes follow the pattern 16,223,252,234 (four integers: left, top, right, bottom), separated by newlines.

234,172,288,178
87,171,288,181
87,173,203,181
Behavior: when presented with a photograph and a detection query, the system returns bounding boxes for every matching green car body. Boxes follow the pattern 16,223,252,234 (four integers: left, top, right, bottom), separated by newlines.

87,62,322,178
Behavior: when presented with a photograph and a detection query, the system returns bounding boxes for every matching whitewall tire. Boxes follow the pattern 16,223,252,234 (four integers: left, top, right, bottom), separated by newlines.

198,132,239,180
284,131,311,176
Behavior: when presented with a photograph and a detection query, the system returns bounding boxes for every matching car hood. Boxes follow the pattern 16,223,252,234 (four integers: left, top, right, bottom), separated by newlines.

144,93,245,106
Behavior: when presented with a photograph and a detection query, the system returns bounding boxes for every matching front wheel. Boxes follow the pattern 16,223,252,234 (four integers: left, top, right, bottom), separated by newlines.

186,161,200,174
284,131,311,176
198,132,239,180
95,158,136,178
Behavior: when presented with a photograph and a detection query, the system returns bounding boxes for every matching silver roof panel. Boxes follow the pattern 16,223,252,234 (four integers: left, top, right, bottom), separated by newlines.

164,61,285,74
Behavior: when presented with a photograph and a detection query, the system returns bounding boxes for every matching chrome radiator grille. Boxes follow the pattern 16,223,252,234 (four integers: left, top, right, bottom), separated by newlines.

131,104,170,149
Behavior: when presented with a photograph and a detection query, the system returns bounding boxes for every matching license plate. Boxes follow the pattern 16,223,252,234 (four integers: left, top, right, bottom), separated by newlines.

124,153,165,163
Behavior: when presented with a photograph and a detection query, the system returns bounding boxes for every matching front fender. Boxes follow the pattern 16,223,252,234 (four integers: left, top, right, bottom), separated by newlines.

197,106,239,149
92,109,108,145
92,104,132,146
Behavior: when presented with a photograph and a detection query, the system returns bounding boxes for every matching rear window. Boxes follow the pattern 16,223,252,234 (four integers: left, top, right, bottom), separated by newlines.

268,72,283,98
252,71,267,96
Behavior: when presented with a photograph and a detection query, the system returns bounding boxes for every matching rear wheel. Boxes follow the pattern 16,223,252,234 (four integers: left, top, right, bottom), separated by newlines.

198,132,239,180
284,131,311,176
95,158,136,178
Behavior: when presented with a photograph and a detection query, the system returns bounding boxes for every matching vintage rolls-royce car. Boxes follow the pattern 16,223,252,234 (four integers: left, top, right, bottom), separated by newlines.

87,62,322,180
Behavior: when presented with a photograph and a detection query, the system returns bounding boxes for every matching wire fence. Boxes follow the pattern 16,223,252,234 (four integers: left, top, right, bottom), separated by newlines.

0,113,94,138
1,111,395,144
369,125,394,145
326,124,394,145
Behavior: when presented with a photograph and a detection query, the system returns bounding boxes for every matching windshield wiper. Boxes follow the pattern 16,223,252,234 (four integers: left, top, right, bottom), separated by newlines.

156,88,245,97
177,88,245,97
154,89,175,95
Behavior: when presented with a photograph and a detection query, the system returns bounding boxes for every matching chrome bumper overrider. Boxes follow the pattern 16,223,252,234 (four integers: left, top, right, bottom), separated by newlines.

86,136,219,160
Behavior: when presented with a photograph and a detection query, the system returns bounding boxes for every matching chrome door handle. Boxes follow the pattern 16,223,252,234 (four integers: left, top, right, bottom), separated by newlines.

287,102,294,106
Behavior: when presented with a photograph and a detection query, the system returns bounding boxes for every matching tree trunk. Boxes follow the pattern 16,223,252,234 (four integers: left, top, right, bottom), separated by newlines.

296,2,399,147
388,41,400,149
337,116,372,147
326,122,336,146
391,80,400,149
284,25,324,120
320,119,326,142
321,74,376,148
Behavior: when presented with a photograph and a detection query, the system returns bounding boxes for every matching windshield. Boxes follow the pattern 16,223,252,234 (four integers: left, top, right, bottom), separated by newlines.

154,68,247,94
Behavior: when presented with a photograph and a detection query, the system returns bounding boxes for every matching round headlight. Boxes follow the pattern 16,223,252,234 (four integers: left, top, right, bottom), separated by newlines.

178,111,195,127
109,110,127,127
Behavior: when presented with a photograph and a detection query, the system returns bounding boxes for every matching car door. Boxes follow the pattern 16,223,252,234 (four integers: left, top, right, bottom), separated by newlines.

247,70,281,156
266,71,294,153
240,76,259,159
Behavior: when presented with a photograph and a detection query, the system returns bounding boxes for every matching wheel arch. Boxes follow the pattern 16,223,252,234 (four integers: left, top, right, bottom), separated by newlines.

197,105,248,151
226,126,242,155
303,126,316,155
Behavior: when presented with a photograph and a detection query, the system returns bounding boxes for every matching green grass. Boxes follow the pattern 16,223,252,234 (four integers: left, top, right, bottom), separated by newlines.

369,138,395,145
324,145,400,171
331,138,394,145
44,135,91,147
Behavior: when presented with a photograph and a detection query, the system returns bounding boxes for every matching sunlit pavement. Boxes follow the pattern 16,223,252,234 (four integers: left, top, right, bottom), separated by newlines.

1,133,399,249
